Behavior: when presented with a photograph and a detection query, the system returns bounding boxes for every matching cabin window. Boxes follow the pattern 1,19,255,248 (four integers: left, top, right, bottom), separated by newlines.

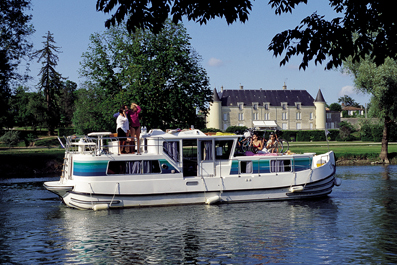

270,159,291,173
201,140,214,161
240,161,253,174
215,140,234,160
107,160,161,175
163,141,180,162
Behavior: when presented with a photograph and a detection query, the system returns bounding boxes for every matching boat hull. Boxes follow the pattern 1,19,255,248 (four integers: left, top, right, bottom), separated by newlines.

57,170,336,210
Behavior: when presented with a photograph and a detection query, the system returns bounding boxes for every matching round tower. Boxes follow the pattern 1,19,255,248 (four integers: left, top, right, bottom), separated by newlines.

314,89,326,130
207,88,222,130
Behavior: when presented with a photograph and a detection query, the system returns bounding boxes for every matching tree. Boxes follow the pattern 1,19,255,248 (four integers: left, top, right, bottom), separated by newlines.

59,80,77,127
96,1,397,70
337,95,360,108
343,57,397,163
75,21,211,134
9,87,46,130
0,0,34,128
34,31,65,135
329,102,342,112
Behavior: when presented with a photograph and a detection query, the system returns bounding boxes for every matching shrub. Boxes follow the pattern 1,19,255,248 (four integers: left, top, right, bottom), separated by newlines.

226,126,248,133
0,131,21,147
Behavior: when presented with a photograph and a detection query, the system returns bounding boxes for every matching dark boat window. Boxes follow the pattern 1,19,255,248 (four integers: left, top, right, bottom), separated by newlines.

215,140,234,160
240,161,253,174
163,141,180,162
270,159,291,173
108,160,161,175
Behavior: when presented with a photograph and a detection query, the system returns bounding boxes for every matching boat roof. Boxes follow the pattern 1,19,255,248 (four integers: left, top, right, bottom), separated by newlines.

148,129,240,139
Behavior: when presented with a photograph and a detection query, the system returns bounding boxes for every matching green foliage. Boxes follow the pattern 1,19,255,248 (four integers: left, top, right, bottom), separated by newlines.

0,131,21,147
58,128,76,137
0,0,34,129
23,133,36,147
75,21,211,133
225,126,248,133
201,128,222,133
338,95,360,107
329,102,342,111
336,121,356,141
34,137,61,147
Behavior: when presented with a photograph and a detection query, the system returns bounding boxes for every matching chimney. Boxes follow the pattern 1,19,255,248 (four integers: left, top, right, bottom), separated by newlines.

221,86,224,92
283,82,287,90
240,84,243,90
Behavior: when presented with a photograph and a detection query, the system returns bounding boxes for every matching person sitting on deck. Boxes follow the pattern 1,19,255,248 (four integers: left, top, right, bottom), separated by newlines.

251,133,268,154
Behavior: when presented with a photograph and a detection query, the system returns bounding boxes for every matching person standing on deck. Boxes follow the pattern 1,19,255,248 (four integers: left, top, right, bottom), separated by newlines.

127,103,142,155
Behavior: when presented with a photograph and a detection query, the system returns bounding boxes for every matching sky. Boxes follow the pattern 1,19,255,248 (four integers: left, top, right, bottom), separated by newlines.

28,0,371,106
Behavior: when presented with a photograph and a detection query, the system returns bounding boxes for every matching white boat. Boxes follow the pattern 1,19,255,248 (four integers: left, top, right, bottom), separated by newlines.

44,129,340,210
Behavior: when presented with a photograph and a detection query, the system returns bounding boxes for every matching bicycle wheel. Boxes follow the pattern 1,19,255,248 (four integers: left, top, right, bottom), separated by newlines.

278,138,289,153
242,138,251,152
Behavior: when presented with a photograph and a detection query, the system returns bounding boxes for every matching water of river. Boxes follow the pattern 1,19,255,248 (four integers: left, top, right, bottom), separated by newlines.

1,165,397,264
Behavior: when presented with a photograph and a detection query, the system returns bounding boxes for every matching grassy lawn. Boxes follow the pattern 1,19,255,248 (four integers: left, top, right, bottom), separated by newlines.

289,141,397,160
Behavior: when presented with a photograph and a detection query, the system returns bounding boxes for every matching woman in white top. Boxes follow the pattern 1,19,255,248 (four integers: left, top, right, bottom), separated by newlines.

116,108,129,154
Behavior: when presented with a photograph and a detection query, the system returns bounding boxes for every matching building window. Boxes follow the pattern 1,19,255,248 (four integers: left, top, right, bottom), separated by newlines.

296,122,301,130
296,103,301,110
253,112,259,120
282,123,287,130
282,103,287,110
282,112,288,120
327,113,332,119
223,113,228,121
296,112,301,120
223,123,228,131
264,113,270,120
310,123,313,129
238,113,244,121
264,103,269,110
253,103,258,110
238,103,244,111
310,112,313,120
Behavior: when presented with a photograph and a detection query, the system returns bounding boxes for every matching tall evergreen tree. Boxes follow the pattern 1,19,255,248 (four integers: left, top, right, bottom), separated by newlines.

0,0,34,128
34,31,65,135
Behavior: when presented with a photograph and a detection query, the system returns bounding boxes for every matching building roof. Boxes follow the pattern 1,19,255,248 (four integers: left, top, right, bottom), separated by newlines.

315,89,325,102
217,89,315,107
343,106,364,111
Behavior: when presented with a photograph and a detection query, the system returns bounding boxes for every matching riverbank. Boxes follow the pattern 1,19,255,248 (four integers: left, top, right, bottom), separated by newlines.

1,141,396,178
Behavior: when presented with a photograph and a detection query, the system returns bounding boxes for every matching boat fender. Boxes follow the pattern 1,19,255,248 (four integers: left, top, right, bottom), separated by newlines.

289,186,304,193
334,177,342,186
93,204,109,211
205,195,221,205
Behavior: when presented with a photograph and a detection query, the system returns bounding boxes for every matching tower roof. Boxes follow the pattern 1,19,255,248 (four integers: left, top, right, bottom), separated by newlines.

212,88,221,102
315,89,325,102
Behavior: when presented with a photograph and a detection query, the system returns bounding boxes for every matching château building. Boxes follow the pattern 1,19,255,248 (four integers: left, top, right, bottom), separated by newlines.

207,84,327,131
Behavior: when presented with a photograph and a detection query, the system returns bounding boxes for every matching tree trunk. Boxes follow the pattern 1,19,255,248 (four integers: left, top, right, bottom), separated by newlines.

379,115,390,163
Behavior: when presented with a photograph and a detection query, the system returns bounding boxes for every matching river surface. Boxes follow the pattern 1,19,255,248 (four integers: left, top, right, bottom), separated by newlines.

1,165,397,264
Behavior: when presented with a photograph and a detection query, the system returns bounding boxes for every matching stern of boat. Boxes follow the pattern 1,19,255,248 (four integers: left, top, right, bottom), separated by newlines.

43,180,74,198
